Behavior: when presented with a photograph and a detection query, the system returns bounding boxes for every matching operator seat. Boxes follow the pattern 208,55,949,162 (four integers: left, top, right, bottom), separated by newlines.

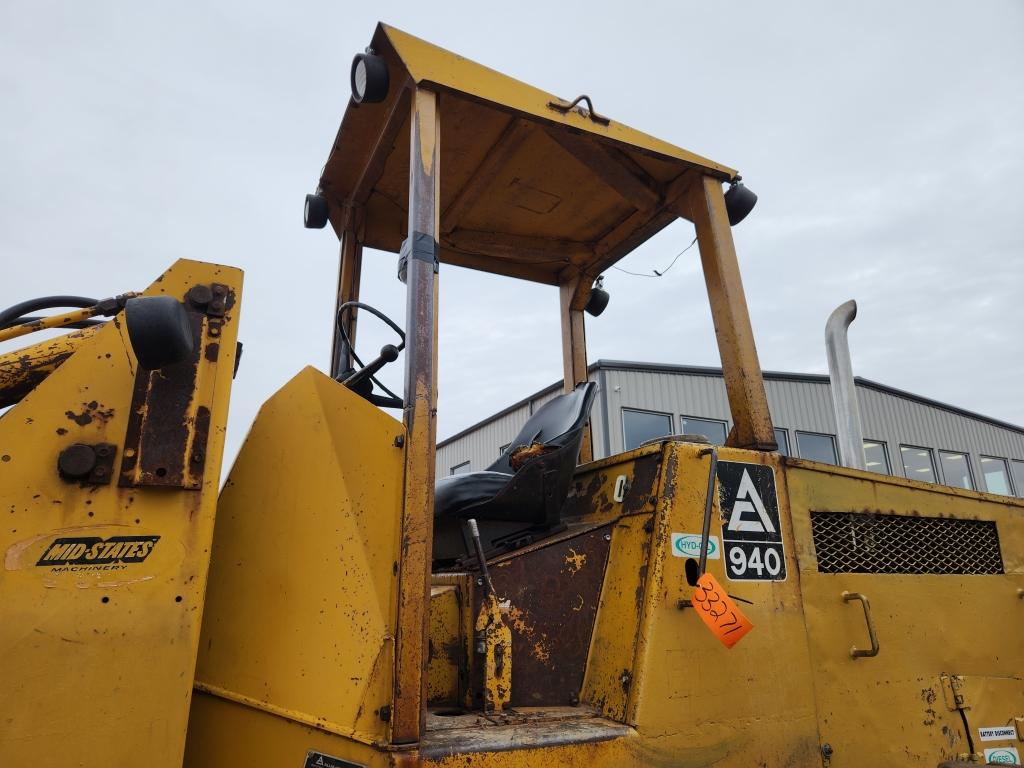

432,381,597,564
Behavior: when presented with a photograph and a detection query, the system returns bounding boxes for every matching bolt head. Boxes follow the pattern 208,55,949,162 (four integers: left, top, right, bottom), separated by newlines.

188,285,214,307
58,444,97,479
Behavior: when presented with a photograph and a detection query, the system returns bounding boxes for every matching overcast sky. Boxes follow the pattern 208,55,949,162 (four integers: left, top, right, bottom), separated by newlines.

2,1,1022,463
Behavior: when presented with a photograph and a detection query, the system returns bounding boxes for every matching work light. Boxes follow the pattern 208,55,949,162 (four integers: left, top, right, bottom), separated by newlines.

304,193,329,229
350,52,389,104
724,178,757,226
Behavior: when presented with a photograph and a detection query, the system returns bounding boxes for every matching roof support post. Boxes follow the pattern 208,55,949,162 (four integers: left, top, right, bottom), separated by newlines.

680,175,776,450
392,87,440,745
329,229,362,379
559,274,593,462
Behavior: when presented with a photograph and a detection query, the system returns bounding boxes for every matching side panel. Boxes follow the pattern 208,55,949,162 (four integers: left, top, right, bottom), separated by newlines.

186,368,405,759
627,444,822,766
0,260,242,767
788,462,1024,766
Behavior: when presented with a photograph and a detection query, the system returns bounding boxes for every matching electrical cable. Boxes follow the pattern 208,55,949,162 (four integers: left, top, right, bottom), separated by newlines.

611,236,697,278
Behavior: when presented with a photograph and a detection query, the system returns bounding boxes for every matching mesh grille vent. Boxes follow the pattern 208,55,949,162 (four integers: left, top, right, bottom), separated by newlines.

810,512,1003,575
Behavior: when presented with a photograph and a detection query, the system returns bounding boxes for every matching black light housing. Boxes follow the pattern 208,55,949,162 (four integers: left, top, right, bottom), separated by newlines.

124,296,194,370
584,277,610,317
304,193,329,229
724,178,757,226
350,52,389,104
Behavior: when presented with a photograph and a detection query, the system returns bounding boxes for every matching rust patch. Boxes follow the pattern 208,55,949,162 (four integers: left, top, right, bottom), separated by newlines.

473,525,612,707
64,401,115,427
621,454,661,515
119,297,210,489
204,342,220,362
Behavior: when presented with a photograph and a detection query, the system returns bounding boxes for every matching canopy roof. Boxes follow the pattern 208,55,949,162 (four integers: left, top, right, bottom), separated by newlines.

319,23,738,285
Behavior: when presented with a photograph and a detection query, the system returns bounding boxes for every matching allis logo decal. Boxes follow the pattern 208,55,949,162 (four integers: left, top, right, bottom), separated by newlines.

36,536,160,567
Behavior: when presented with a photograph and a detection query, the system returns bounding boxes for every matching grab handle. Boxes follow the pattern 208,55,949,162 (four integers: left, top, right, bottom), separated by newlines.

842,591,879,658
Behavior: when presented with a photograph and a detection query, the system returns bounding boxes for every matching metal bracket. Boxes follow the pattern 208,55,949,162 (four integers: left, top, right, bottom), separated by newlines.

697,447,719,576
939,673,968,711
119,282,233,489
547,94,610,126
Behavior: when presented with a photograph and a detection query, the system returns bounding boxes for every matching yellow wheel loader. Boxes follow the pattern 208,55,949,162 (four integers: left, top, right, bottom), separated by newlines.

2,23,1022,768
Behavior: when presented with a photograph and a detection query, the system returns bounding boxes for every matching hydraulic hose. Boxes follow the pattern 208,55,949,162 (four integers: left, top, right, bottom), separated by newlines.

0,296,98,329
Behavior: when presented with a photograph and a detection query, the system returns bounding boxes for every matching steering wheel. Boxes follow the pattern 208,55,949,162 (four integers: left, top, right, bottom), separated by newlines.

336,301,405,409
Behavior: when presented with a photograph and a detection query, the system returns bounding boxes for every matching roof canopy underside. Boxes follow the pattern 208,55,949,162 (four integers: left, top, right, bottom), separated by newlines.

319,23,737,285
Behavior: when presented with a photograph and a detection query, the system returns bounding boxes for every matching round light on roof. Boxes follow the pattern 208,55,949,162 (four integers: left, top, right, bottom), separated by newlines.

304,193,329,229
350,52,389,104
724,178,758,226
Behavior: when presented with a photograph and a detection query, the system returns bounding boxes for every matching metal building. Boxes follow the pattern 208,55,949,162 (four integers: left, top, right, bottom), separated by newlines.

437,359,1024,498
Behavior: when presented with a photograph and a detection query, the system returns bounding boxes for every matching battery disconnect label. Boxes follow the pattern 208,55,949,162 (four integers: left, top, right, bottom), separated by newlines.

716,461,787,581
980,726,1018,742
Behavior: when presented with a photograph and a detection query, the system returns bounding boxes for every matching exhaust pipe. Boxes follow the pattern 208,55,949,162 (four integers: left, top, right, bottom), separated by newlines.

825,300,866,470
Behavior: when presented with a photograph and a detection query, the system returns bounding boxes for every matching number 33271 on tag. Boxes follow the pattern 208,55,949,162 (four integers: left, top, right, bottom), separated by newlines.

690,572,754,648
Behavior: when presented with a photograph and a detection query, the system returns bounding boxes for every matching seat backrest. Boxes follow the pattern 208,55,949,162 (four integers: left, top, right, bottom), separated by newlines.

487,382,597,474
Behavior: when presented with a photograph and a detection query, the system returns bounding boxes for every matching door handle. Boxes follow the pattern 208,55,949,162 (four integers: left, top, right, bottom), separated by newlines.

842,591,879,658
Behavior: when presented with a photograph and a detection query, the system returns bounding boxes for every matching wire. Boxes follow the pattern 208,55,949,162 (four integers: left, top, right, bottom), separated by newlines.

611,236,697,278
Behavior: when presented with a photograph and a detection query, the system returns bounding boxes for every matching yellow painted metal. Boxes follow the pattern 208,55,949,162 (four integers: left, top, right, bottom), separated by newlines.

475,594,512,713
0,259,242,767
0,325,98,407
392,85,442,746
427,585,461,706
379,24,735,177
319,24,737,286
678,175,776,450
786,458,1024,767
559,275,593,463
185,366,406,759
0,306,101,344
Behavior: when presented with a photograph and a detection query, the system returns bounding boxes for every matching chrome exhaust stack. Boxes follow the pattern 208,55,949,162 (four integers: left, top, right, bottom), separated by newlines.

825,300,866,470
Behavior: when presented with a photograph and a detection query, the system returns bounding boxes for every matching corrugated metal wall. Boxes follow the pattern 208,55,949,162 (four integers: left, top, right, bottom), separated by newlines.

436,363,1024,496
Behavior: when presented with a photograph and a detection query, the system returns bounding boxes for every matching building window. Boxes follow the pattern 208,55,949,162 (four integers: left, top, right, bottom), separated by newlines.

680,416,727,446
622,408,672,451
863,440,890,474
900,445,937,483
774,428,790,457
1011,461,1024,499
796,431,838,464
938,451,974,490
450,461,471,476
980,456,1012,496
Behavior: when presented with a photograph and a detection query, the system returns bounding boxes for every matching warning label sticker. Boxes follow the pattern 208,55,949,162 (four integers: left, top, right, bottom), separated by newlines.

716,461,787,582
671,533,721,560
980,726,1019,742
303,751,364,768
983,746,1020,765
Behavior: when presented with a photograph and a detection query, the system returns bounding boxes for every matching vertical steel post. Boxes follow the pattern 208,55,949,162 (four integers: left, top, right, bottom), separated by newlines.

680,175,776,450
825,300,866,469
330,229,362,379
559,274,593,463
392,87,440,745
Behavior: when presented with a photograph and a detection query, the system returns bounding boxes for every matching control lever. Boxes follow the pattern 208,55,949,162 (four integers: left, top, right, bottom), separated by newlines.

342,344,399,392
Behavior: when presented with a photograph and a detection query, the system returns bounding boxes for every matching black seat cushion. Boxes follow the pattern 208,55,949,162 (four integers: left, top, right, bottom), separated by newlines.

432,382,597,526
434,471,510,519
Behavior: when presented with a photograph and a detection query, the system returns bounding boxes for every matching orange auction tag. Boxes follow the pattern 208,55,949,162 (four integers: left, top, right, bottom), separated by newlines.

691,572,754,648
